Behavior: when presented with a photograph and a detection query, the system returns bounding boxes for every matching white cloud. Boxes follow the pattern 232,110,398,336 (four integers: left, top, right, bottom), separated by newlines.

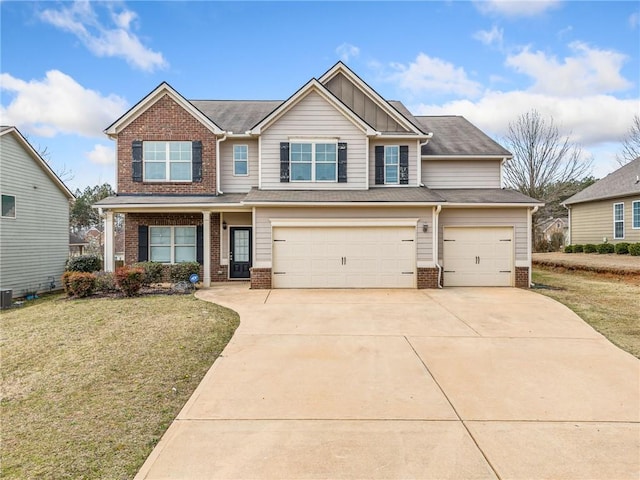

86,144,115,165
506,42,631,96
0,70,128,138
473,25,503,47
39,1,167,72
629,12,639,29
387,53,482,97
475,0,561,17
336,43,360,63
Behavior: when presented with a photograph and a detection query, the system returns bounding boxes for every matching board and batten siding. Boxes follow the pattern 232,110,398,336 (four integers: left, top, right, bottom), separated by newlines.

569,197,640,244
219,139,259,193
260,91,368,190
369,140,419,187
422,160,502,189
0,134,70,295
253,206,434,267
438,208,529,263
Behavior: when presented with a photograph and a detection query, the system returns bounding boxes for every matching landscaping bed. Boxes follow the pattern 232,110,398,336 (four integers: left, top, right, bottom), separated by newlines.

533,252,640,279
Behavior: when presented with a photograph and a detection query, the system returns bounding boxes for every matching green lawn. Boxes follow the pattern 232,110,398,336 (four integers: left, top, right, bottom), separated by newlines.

1,293,239,479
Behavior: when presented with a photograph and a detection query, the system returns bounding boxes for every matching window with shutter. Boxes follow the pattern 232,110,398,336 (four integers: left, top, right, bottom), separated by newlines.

280,142,290,182
338,142,347,183
132,141,143,182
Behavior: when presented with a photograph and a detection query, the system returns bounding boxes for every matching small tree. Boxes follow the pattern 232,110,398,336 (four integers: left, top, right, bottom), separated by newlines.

616,114,640,166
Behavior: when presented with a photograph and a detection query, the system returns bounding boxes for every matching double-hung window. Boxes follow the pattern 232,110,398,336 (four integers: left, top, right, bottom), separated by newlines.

1,194,16,218
384,145,399,184
290,142,337,182
613,203,624,239
633,201,640,229
149,226,196,263
144,141,192,182
233,145,248,176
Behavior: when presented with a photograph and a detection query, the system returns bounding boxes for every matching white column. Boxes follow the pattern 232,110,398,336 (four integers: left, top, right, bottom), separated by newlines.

103,210,115,272
203,211,211,287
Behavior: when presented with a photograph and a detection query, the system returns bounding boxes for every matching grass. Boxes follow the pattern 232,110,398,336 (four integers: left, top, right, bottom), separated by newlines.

1,293,239,479
533,268,640,358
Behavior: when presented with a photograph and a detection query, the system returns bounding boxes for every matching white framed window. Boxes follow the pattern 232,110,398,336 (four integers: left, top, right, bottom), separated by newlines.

1,194,16,218
384,145,399,184
149,226,196,263
633,201,640,229
613,202,624,239
233,145,248,176
143,141,192,182
290,141,337,182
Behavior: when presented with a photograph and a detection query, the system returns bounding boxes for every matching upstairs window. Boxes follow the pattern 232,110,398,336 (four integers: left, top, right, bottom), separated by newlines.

233,145,248,176
374,145,409,185
290,142,337,182
149,226,196,263
633,201,640,229
384,146,399,184
143,141,192,182
613,203,624,239
1,194,16,218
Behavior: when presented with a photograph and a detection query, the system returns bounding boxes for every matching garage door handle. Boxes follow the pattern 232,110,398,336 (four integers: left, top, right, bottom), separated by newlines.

476,256,480,264
500,270,511,273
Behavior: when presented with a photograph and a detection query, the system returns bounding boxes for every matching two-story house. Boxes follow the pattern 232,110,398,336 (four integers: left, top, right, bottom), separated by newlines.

96,62,541,289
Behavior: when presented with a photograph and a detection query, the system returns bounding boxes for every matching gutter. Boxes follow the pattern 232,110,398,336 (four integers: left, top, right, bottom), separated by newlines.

216,133,228,195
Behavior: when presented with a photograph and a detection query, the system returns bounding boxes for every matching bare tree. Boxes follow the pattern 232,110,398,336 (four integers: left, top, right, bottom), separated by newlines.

24,134,75,183
616,114,640,166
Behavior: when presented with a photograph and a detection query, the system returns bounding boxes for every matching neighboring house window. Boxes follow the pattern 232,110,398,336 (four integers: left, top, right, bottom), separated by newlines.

290,142,337,182
613,203,624,239
149,226,196,263
1,194,16,218
143,141,192,182
384,146,399,184
633,201,640,229
233,145,248,176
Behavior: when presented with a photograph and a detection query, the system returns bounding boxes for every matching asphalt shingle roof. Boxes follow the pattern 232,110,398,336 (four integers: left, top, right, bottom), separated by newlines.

564,157,640,205
243,187,444,203
190,100,283,133
94,194,247,207
433,188,541,204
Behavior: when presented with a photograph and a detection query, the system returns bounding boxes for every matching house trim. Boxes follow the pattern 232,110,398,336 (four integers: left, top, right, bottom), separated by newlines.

613,202,625,239
269,218,420,228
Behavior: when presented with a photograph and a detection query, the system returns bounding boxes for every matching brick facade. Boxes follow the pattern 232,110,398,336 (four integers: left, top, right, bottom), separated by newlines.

250,268,272,289
515,266,530,288
117,94,217,195
417,267,439,289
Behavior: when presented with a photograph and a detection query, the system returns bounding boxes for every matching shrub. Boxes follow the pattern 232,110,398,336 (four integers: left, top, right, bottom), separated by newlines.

133,261,164,286
583,244,597,253
573,244,584,253
66,254,102,273
628,243,640,256
115,266,145,297
61,271,74,295
534,238,550,253
549,232,565,252
564,245,574,253
596,243,615,254
614,242,630,255
94,271,118,293
169,262,201,283
64,272,96,297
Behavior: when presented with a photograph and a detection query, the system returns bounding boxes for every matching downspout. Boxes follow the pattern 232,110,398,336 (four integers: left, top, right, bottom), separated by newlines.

433,204,442,288
528,206,539,287
216,133,228,195
564,205,571,246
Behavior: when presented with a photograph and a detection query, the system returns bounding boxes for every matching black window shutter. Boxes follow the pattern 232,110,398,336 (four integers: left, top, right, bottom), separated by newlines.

280,142,290,182
132,140,143,182
337,142,348,183
192,141,203,182
374,146,384,185
138,225,148,262
399,145,409,185
196,225,204,265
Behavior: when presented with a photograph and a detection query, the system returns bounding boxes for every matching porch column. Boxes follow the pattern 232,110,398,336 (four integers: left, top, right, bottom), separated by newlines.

203,211,211,287
103,210,115,272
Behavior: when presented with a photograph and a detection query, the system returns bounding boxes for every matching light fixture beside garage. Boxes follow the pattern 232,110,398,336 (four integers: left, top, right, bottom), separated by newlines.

422,223,428,233
222,221,227,230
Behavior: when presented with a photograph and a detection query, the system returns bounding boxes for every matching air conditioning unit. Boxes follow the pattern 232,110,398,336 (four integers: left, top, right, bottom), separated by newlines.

1,289,12,309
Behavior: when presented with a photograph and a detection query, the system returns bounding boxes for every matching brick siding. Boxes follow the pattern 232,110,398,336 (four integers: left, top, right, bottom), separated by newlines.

250,268,272,289
515,266,530,288
417,267,439,289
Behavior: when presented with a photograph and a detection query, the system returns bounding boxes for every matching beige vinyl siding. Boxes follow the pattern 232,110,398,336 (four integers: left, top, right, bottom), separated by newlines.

220,212,252,262
422,160,502,189
438,208,529,263
254,206,433,267
260,91,367,190
0,134,70,295
369,140,419,187
219,139,259,193
569,197,640,244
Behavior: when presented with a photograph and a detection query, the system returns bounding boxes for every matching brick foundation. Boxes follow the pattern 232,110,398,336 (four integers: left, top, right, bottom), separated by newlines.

250,268,272,289
417,267,439,289
515,266,530,288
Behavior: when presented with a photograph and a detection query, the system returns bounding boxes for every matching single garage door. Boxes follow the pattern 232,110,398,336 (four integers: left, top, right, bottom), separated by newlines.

272,226,416,288
443,227,513,287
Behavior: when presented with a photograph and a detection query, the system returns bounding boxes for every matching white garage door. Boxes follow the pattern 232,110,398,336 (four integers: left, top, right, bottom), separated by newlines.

443,227,513,287
272,226,416,288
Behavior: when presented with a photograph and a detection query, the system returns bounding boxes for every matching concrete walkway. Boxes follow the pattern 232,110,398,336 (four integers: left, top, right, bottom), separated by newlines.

135,285,640,480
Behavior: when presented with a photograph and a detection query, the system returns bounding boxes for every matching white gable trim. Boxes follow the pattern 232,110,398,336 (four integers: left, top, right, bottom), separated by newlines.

249,79,378,136
0,127,74,199
104,82,224,137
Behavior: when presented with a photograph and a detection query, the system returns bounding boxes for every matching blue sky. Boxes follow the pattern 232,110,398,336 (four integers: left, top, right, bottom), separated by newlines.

1,0,638,191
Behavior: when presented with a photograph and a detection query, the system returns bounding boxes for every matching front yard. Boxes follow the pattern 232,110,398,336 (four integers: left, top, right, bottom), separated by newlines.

1,294,239,479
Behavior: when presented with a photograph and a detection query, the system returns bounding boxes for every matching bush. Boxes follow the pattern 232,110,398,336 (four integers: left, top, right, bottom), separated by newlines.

549,232,565,252
169,262,200,283
94,271,118,293
63,272,96,297
114,266,144,297
133,261,164,286
583,244,597,253
564,245,574,253
66,254,102,273
534,238,550,253
573,244,584,253
629,243,640,256
596,243,615,254
61,271,74,295
614,242,630,255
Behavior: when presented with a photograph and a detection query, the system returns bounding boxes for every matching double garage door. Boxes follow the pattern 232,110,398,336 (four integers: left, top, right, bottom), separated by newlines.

272,226,416,288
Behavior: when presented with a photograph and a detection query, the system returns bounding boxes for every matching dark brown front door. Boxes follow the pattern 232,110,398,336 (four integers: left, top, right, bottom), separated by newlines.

230,227,251,279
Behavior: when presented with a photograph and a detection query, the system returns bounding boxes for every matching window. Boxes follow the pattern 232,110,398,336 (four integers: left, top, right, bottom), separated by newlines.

384,145,399,184
633,201,640,229
233,145,248,176
1,194,15,218
290,142,337,182
613,203,624,239
149,226,196,263
143,141,192,182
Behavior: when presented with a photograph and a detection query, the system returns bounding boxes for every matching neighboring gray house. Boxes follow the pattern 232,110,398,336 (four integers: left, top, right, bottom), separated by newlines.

0,126,74,297
564,157,640,245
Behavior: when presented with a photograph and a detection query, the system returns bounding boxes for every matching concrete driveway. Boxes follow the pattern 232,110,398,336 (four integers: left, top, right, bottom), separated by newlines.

135,285,640,480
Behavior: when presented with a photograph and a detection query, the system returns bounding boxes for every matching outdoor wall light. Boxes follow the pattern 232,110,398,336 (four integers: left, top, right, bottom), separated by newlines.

423,223,428,233
222,221,227,230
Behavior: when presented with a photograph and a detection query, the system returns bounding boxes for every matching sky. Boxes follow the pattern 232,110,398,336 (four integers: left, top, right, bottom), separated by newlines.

1,0,639,192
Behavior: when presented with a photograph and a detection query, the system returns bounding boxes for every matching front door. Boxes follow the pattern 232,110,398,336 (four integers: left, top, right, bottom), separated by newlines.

230,227,251,279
